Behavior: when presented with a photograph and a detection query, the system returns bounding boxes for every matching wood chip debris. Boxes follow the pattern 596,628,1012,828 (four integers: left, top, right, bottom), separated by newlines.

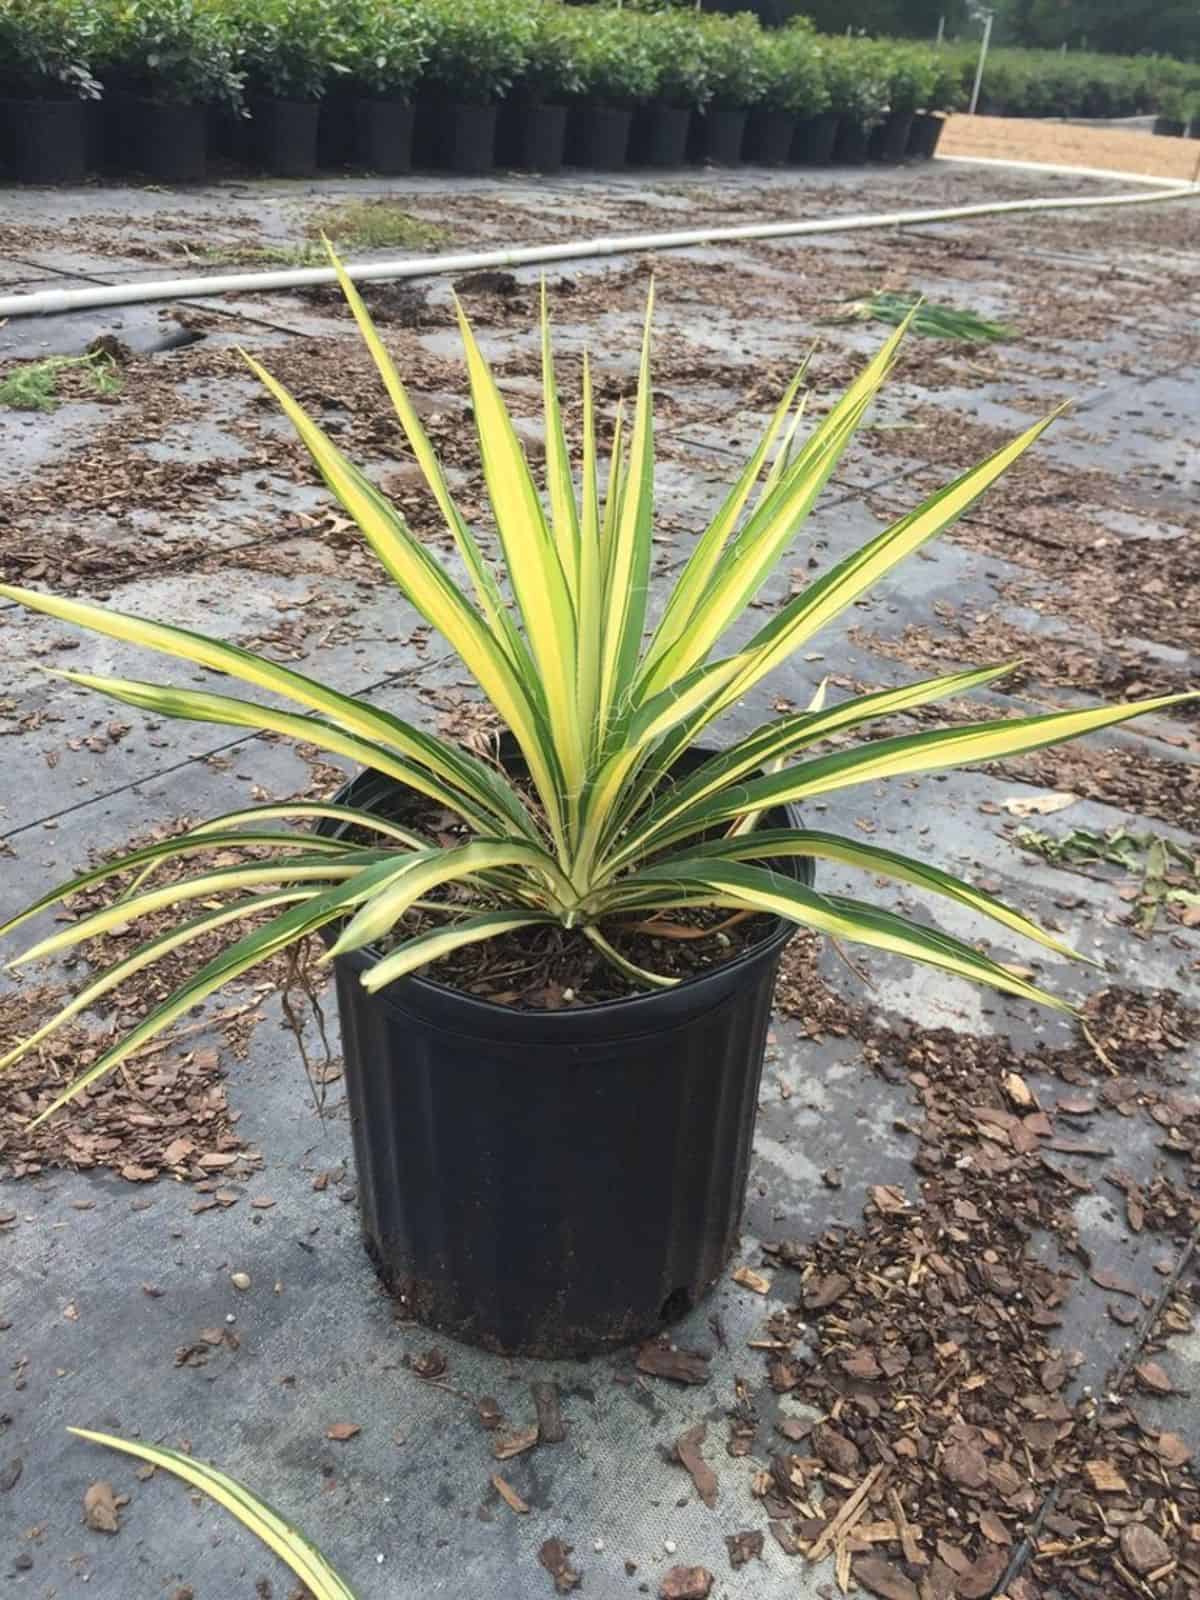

492,1426,539,1462
732,1265,771,1295
658,1565,713,1599
537,1536,581,1593
531,1380,566,1444
635,1341,710,1386
83,1480,123,1533
490,1473,529,1514
674,1423,718,1509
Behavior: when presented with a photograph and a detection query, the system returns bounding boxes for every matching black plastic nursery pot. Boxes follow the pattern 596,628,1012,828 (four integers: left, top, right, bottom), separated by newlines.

567,101,632,170
353,98,415,174
833,117,871,165
316,755,810,1357
869,109,914,164
907,111,946,160
629,102,691,167
743,107,796,167
497,97,567,173
317,89,356,167
791,111,839,165
207,105,245,163
251,98,320,178
689,106,747,165
5,97,89,183
130,100,208,183
433,101,497,174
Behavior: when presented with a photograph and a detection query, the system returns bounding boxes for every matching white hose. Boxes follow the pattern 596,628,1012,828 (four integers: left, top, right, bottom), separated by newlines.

1,182,1195,320
934,154,1197,189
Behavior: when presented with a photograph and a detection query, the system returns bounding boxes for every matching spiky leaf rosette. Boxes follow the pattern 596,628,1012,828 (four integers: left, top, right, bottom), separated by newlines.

2,254,1191,1123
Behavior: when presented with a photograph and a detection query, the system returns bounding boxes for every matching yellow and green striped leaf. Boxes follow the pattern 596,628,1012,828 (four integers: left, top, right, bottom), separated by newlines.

321,241,524,670
24,863,404,1125
48,667,526,838
69,1429,357,1600
576,350,603,759
654,691,1198,845
618,828,1084,961
541,279,582,599
597,285,655,741
361,910,550,993
0,828,352,946
240,354,569,857
185,802,426,849
708,409,1064,717
453,298,584,815
598,859,1071,1011
9,854,384,971
603,662,1018,870
0,582,531,836
327,839,574,958
639,365,807,685
0,892,312,1073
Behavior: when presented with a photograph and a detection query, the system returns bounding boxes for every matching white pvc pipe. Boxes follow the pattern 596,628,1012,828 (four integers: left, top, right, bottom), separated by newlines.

1,182,1195,321
969,9,995,116
935,154,1195,189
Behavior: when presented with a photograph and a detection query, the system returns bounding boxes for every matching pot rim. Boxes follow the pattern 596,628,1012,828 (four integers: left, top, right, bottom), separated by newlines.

315,753,810,1026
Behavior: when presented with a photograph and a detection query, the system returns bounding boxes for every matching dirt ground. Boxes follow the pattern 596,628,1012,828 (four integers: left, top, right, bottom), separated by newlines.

941,112,1200,181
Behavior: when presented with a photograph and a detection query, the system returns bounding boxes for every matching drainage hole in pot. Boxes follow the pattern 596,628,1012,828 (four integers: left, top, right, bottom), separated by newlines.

659,1286,693,1323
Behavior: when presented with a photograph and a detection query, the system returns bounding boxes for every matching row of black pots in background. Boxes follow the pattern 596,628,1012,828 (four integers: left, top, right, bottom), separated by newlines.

0,93,946,186
1153,113,1199,138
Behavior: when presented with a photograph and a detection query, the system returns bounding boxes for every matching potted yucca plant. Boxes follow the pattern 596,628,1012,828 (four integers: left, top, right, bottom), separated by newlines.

0,0,101,183
1,260,1187,1356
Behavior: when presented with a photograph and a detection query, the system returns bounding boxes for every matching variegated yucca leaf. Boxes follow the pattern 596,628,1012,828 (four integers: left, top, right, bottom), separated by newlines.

3,249,1191,1123
69,1428,358,1600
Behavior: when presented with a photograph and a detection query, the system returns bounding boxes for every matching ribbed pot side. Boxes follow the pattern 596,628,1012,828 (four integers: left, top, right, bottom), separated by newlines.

319,763,808,1357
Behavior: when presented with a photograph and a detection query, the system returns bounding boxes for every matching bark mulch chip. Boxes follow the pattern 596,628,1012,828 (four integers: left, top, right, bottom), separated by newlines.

739,981,1200,1599
0,983,256,1187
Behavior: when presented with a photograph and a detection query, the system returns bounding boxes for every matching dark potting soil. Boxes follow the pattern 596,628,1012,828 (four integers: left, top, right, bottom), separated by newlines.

337,781,781,1008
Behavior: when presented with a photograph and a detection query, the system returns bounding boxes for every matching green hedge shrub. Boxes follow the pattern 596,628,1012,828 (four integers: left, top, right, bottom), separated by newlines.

336,0,429,100
95,0,242,108
223,0,349,102
564,6,656,105
639,7,711,109
510,1,582,102
420,0,538,105
694,12,767,110
822,35,889,126
2,0,1197,128
758,23,830,118
0,0,102,100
